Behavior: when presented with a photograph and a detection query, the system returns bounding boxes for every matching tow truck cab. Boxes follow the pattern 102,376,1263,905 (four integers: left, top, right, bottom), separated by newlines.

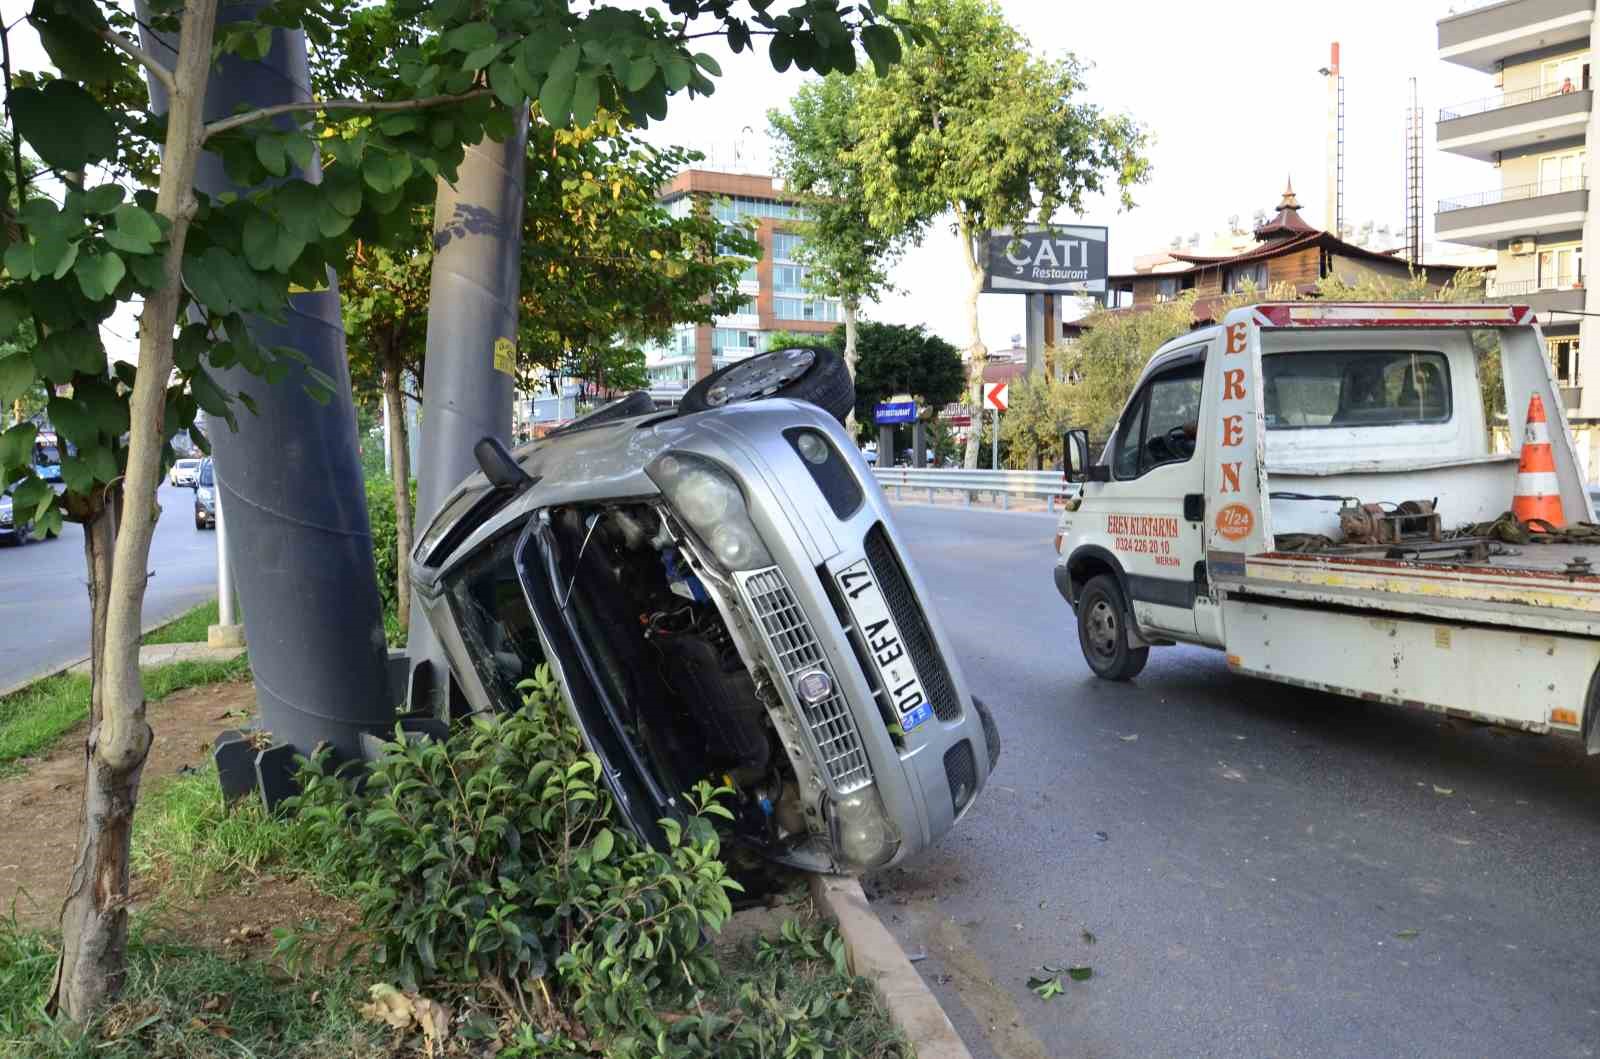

1056,302,1600,750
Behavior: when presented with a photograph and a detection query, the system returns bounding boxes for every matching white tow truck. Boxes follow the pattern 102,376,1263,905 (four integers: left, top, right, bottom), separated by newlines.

1055,302,1600,752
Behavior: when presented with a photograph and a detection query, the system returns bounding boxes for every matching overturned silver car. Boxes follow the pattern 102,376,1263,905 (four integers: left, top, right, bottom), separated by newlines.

409,348,998,873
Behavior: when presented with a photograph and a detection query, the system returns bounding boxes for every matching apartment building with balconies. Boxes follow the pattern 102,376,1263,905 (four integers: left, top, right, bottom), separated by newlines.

1437,0,1597,412
643,169,842,395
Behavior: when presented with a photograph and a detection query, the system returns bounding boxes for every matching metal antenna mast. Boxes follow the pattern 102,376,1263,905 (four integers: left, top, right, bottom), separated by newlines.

1405,77,1424,262
1321,43,1345,238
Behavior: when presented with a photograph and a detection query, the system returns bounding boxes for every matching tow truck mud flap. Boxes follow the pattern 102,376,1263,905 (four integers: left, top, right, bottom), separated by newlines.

1224,600,1600,735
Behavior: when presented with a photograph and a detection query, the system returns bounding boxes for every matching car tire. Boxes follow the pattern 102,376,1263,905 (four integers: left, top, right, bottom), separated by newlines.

680,346,854,424
1077,574,1149,681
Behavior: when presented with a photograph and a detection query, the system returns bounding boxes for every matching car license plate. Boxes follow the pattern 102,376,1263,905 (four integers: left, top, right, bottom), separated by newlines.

836,560,933,732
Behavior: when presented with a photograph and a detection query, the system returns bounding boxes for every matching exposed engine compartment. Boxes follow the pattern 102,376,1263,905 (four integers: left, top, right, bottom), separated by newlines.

547,502,818,861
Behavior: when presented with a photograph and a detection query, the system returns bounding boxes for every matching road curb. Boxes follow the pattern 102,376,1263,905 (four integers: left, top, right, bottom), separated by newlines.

809,873,972,1059
0,599,224,701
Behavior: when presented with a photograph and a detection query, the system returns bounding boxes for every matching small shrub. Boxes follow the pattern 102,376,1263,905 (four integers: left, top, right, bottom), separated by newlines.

286,668,738,1014
285,668,903,1057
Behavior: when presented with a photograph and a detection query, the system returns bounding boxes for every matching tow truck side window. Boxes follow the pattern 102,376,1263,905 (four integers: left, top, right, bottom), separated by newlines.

1113,361,1205,479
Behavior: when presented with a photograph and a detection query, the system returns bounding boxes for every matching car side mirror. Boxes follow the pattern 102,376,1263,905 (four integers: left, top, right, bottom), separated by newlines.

1063,429,1110,483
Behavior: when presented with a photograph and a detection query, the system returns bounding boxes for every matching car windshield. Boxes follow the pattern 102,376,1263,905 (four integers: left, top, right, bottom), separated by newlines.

197,461,214,486
1262,350,1451,429
35,445,60,467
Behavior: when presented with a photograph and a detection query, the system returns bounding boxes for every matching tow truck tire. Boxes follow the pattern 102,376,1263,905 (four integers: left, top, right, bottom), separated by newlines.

1077,574,1149,681
680,346,854,424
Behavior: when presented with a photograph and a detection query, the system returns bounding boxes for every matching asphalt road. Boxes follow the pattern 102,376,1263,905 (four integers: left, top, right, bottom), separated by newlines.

0,483,219,694
874,502,1600,1059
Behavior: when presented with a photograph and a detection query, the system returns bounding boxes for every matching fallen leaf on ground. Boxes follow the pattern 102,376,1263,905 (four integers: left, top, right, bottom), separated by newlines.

1081,929,1096,945
1394,929,1421,940
361,983,416,1029
1432,786,1454,796
1027,974,1065,1000
1119,733,1138,742
1067,965,1093,981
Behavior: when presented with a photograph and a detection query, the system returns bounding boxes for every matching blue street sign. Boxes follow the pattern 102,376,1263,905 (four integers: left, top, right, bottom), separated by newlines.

875,401,917,425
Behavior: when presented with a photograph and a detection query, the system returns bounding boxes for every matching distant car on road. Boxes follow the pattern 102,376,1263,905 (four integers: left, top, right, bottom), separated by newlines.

170,458,202,488
193,459,216,530
0,482,34,547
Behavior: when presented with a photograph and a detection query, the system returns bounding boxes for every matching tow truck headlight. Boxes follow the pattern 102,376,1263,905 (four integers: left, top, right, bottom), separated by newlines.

648,453,773,571
827,786,900,870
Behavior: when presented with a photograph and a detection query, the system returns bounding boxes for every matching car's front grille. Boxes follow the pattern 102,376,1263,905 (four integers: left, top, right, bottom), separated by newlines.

863,524,961,722
944,739,976,816
740,567,872,794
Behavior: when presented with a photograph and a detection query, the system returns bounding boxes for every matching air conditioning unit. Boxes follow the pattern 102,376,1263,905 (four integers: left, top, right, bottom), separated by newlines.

1508,239,1536,256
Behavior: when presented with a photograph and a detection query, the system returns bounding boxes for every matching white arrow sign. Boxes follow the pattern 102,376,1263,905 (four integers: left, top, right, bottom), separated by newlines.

983,382,1009,413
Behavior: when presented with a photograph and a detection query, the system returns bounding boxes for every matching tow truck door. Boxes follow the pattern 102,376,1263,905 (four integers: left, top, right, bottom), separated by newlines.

1090,341,1213,638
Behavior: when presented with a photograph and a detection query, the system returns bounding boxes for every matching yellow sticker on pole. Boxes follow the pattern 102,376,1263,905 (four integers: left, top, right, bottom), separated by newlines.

493,336,515,375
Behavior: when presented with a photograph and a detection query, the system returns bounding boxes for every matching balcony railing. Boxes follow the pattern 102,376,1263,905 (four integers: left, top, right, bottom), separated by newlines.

1487,277,1585,296
1440,83,1589,121
1437,177,1588,213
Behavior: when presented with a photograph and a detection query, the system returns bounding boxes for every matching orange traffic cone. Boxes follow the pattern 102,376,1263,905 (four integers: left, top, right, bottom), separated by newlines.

1512,392,1565,531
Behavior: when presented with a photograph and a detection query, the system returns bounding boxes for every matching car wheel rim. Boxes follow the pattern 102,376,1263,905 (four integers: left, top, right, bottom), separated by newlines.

705,348,816,407
1085,598,1119,659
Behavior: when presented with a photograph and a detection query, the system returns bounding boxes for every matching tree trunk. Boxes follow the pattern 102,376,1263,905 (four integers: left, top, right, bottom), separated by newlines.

51,0,219,1023
842,299,860,436
382,352,413,632
958,219,988,469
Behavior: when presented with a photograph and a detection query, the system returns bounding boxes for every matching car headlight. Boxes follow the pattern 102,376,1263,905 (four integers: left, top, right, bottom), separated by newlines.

827,786,900,870
648,452,773,571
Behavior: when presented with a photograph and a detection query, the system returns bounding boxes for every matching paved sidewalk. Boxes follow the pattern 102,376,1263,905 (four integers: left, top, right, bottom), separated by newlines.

69,642,245,675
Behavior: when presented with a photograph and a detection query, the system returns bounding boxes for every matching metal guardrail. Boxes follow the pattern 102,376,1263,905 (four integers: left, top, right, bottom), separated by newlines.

1439,83,1588,121
873,467,1068,512
1438,178,1587,214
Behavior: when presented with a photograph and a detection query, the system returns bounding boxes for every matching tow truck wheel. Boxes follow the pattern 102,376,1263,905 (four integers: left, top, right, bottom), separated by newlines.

1077,574,1149,681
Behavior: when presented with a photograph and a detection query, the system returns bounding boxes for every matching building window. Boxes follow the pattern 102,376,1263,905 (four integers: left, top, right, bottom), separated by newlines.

1224,262,1268,292
713,328,762,354
773,263,807,293
1537,245,1583,290
772,297,840,323
1537,149,1586,195
1550,337,1581,387
1541,54,1589,95
771,232,805,262
1152,276,1179,303
708,196,807,225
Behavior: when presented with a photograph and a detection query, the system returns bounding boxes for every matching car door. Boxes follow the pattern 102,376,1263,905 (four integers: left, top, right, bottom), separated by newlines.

1100,350,1209,638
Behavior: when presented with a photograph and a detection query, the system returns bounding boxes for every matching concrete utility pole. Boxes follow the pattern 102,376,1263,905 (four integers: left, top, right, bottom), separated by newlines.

405,117,530,715
138,1,392,794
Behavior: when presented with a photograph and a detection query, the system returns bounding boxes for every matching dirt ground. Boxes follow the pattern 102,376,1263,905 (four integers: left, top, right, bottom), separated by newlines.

0,679,347,940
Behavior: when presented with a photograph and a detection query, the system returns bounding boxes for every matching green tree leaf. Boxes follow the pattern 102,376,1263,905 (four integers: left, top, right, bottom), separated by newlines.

443,21,496,53
0,423,37,472
80,184,126,214
112,204,164,247
73,250,125,301
3,241,35,280
539,44,581,124
256,133,288,177
10,80,118,171
570,73,600,128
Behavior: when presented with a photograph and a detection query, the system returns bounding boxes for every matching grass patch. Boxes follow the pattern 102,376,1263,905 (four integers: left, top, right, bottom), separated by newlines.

141,599,220,645
132,763,340,894
0,656,249,773
0,919,386,1058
